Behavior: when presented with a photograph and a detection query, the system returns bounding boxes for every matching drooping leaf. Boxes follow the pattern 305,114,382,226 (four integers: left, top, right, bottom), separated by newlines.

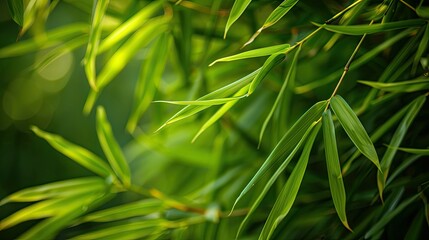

83,16,171,114
96,106,131,187
322,109,351,231
359,78,429,93
259,46,300,145
0,177,106,206
126,33,170,133
317,19,425,35
377,95,426,199
262,0,299,29
416,5,429,19
248,53,285,95
396,147,429,155
412,23,429,73
259,122,321,240
224,0,252,38
98,1,165,53
7,0,24,26
21,0,50,36
83,0,110,89
209,44,290,66
232,100,327,210
31,126,114,178
330,95,380,170
154,96,246,106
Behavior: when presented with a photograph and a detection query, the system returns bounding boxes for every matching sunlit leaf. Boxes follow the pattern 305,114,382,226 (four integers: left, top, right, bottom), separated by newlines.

377,95,425,199
359,78,429,92
209,44,290,66
7,0,24,26
21,0,50,36
0,177,106,206
127,33,170,133
330,95,380,170
31,126,114,178
224,0,252,38
259,122,321,240
232,100,327,211
96,106,131,187
83,0,110,90
317,19,425,35
248,53,285,95
322,109,351,231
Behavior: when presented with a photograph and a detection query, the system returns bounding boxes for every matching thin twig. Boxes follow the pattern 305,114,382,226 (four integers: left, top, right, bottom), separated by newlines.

399,0,417,12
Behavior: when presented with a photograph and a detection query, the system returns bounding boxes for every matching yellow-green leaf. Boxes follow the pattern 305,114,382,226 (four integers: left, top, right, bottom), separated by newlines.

359,78,429,93
224,0,252,38
248,53,285,95
7,0,24,26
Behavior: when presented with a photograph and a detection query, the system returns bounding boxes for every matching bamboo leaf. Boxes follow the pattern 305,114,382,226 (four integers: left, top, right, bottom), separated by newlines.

21,0,50,36
0,177,106,206
209,44,290,66
263,0,299,30
31,126,114,178
396,147,429,155
322,109,351,231
330,95,380,170
84,0,110,90
83,16,170,114
126,33,170,133
7,0,24,26
96,106,131,187
232,100,327,211
413,23,429,73
248,53,285,95
98,1,165,53
259,122,321,240
0,23,89,58
154,96,246,106
78,199,164,223
377,95,426,199
317,19,425,35
224,0,252,38
359,78,429,93
416,5,429,19
259,46,300,146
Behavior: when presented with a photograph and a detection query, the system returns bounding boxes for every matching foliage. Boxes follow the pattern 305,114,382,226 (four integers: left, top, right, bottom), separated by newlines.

1,0,429,239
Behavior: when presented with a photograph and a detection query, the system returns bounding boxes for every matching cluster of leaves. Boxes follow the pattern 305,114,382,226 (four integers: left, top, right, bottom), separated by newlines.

1,0,429,239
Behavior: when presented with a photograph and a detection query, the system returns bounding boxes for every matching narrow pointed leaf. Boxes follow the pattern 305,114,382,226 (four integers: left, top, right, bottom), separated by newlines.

259,46,300,145
413,23,429,72
96,107,131,187
7,0,24,26
377,95,425,198
31,126,113,178
396,147,429,155
248,53,285,95
262,0,299,29
154,96,246,106
359,78,429,92
330,95,380,170
322,109,351,231
83,0,110,90
259,122,321,240
126,33,170,133
209,44,290,66
98,1,165,53
224,0,252,38
232,100,327,210
317,19,425,35
0,177,106,205
416,5,429,19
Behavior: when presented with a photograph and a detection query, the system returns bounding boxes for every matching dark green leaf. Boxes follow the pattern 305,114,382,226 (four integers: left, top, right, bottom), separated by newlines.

7,0,24,26
359,78,429,92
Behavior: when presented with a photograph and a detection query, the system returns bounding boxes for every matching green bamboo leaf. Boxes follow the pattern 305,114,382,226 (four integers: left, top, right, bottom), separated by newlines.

0,23,89,58
98,1,165,54
259,46,300,146
70,219,166,240
18,191,113,240
96,106,131,187
365,194,420,238
209,44,290,66
78,199,164,223
21,0,50,36
154,96,246,106
413,23,429,73
359,78,429,92
157,68,260,131
416,5,429,19
317,19,425,35
31,126,114,178
0,177,106,206
83,0,110,90
396,147,429,155
377,95,426,199
192,87,248,142
232,100,327,211
259,122,321,240
330,95,380,170
126,33,170,133
248,53,285,95
83,16,170,114
7,0,24,26
224,0,252,38
322,109,351,231
263,0,299,29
